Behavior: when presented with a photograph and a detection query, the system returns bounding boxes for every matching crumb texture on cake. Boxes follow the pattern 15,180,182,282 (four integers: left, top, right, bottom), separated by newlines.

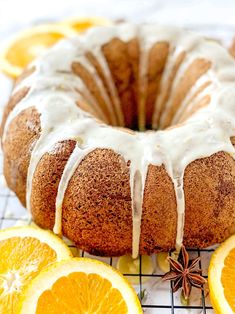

1,23,235,257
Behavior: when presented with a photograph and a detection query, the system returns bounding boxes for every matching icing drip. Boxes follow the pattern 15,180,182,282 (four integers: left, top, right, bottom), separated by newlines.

152,47,185,130
3,24,235,258
138,47,149,131
173,176,185,251
73,55,117,125
25,93,92,212
54,144,93,235
53,127,156,258
92,48,125,126
172,77,213,125
131,170,143,258
131,168,149,258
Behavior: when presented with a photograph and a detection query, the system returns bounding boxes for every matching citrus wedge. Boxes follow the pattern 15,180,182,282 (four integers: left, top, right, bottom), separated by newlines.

117,255,154,285
208,234,235,313
0,24,77,78
61,16,112,32
0,226,72,313
19,258,142,314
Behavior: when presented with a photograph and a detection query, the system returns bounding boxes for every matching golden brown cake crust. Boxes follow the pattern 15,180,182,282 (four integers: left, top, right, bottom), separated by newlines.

72,62,112,124
160,58,212,129
145,42,169,128
31,140,76,230
30,145,235,256
1,87,30,137
3,106,40,205
102,38,137,129
2,28,235,257
2,92,235,256
183,151,235,248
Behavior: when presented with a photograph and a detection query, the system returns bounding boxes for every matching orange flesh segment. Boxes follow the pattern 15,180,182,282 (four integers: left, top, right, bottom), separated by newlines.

221,247,235,312
70,21,97,32
36,272,128,314
6,32,65,68
0,236,57,313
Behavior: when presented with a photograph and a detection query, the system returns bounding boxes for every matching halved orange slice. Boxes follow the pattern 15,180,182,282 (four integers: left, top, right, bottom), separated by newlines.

19,258,142,313
61,16,112,32
0,226,72,313
208,234,235,313
0,24,77,78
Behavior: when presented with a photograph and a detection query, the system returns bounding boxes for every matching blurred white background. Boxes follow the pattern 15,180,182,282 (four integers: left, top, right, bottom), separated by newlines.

0,0,235,39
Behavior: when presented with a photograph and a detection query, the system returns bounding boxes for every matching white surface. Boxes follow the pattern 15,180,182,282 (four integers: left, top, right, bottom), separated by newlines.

0,0,235,38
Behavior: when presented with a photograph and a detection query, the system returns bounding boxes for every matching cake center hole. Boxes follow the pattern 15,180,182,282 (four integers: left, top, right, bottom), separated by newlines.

72,52,212,132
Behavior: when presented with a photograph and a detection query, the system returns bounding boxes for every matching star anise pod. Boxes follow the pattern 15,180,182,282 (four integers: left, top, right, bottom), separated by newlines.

162,245,207,300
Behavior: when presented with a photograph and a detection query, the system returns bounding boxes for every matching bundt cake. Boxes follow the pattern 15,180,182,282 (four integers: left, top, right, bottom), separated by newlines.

1,23,235,257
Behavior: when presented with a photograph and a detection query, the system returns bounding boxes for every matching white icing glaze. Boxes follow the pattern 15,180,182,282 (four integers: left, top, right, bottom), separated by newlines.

138,45,149,130
89,47,125,126
53,123,161,258
171,73,213,125
173,176,185,251
3,24,235,258
73,54,117,126
152,44,179,129
80,23,138,127
54,144,93,235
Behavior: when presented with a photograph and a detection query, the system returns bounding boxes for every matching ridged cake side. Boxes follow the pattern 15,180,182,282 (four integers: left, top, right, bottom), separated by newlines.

2,99,235,255
2,24,235,256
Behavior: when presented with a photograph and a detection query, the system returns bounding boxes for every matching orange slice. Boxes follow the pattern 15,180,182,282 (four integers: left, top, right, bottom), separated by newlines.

208,234,235,313
61,17,112,32
0,24,77,78
19,258,142,314
0,226,72,313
